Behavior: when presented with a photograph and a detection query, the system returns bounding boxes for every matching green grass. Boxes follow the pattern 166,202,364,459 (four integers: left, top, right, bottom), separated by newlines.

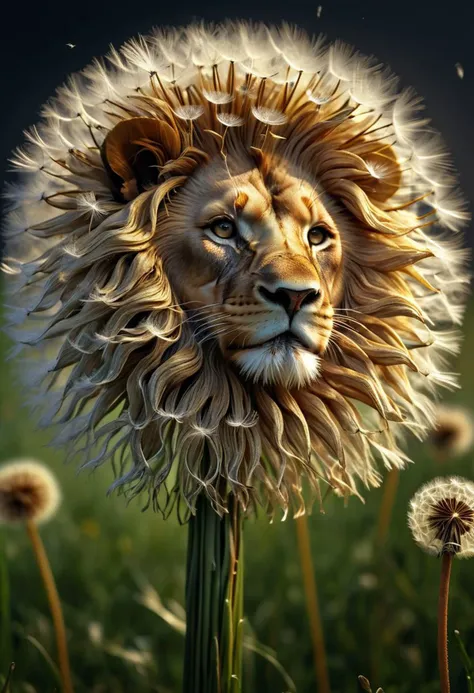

1,306,474,692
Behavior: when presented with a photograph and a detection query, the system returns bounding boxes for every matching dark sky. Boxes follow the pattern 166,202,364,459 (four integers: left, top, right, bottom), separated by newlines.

1,0,473,240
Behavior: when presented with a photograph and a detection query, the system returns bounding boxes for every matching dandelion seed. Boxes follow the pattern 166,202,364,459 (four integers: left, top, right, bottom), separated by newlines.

172,104,205,121
251,106,288,126
76,192,107,219
364,160,390,180
66,43,76,49
202,89,234,105
317,5,323,18
306,89,332,105
216,113,245,128
190,423,216,438
455,63,464,79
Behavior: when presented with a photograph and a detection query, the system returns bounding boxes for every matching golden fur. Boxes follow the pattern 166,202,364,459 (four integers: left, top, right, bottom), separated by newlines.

2,23,469,515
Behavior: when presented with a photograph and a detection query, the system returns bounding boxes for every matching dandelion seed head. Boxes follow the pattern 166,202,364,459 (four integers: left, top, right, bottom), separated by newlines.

408,476,474,557
0,459,61,525
430,404,474,458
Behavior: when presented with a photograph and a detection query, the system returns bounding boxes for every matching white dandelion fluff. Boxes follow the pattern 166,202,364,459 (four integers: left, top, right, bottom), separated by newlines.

202,89,234,105
216,113,245,128
0,459,61,525
251,106,288,126
408,477,474,556
172,104,205,121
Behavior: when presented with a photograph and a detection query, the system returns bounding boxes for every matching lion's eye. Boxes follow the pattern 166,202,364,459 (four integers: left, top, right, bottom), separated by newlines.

308,226,330,247
209,217,237,240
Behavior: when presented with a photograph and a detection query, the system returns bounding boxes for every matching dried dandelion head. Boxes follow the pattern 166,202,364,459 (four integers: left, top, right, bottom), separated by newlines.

0,460,61,524
1,22,470,517
408,477,474,556
430,405,474,458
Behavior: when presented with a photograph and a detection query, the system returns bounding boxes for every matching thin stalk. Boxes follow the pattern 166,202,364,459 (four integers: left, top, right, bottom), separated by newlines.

25,521,73,693
295,514,331,693
375,468,400,548
438,552,453,693
183,488,244,693
371,468,400,683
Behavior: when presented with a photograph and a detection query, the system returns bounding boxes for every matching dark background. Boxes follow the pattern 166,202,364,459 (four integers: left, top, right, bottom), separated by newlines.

0,0,473,241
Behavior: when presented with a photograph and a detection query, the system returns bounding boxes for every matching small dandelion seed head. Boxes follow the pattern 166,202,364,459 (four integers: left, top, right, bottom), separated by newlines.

251,106,288,126
430,404,474,458
216,113,245,128
172,104,205,121
202,89,234,105
408,476,474,557
0,459,61,525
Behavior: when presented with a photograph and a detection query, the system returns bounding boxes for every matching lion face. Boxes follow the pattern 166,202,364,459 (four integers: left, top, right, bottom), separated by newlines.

159,153,344,388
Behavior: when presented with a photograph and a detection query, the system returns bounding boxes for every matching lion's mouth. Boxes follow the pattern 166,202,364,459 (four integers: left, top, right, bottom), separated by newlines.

228,331,308,352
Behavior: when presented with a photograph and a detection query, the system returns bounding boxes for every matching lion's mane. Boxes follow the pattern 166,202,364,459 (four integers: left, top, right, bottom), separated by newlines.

2,22,469,516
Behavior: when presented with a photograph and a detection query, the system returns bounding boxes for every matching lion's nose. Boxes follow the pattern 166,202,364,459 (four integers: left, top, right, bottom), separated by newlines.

258,285,321,318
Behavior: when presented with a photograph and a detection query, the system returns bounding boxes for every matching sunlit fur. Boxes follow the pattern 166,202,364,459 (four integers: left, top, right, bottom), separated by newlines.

2,22,470,516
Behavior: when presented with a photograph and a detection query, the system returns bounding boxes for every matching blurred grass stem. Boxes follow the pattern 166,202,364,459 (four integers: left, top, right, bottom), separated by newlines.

375,468,400,548
0,533,11,674
25,520,73,693
295,514,330,693
0,662,15,693
438,552,452,693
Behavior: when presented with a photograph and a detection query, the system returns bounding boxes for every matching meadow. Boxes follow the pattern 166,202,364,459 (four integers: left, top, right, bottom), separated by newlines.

1,299,474,693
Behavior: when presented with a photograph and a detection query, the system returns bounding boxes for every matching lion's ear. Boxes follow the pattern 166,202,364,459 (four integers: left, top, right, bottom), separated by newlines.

101,117,181,202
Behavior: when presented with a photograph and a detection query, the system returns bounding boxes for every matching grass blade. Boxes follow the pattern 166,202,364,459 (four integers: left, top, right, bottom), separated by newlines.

0,662,15,693
26,634,62,687
454,630,474,693
0,532,11,673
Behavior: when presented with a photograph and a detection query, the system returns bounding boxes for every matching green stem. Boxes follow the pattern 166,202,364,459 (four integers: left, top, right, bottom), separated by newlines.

183,490,244,693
